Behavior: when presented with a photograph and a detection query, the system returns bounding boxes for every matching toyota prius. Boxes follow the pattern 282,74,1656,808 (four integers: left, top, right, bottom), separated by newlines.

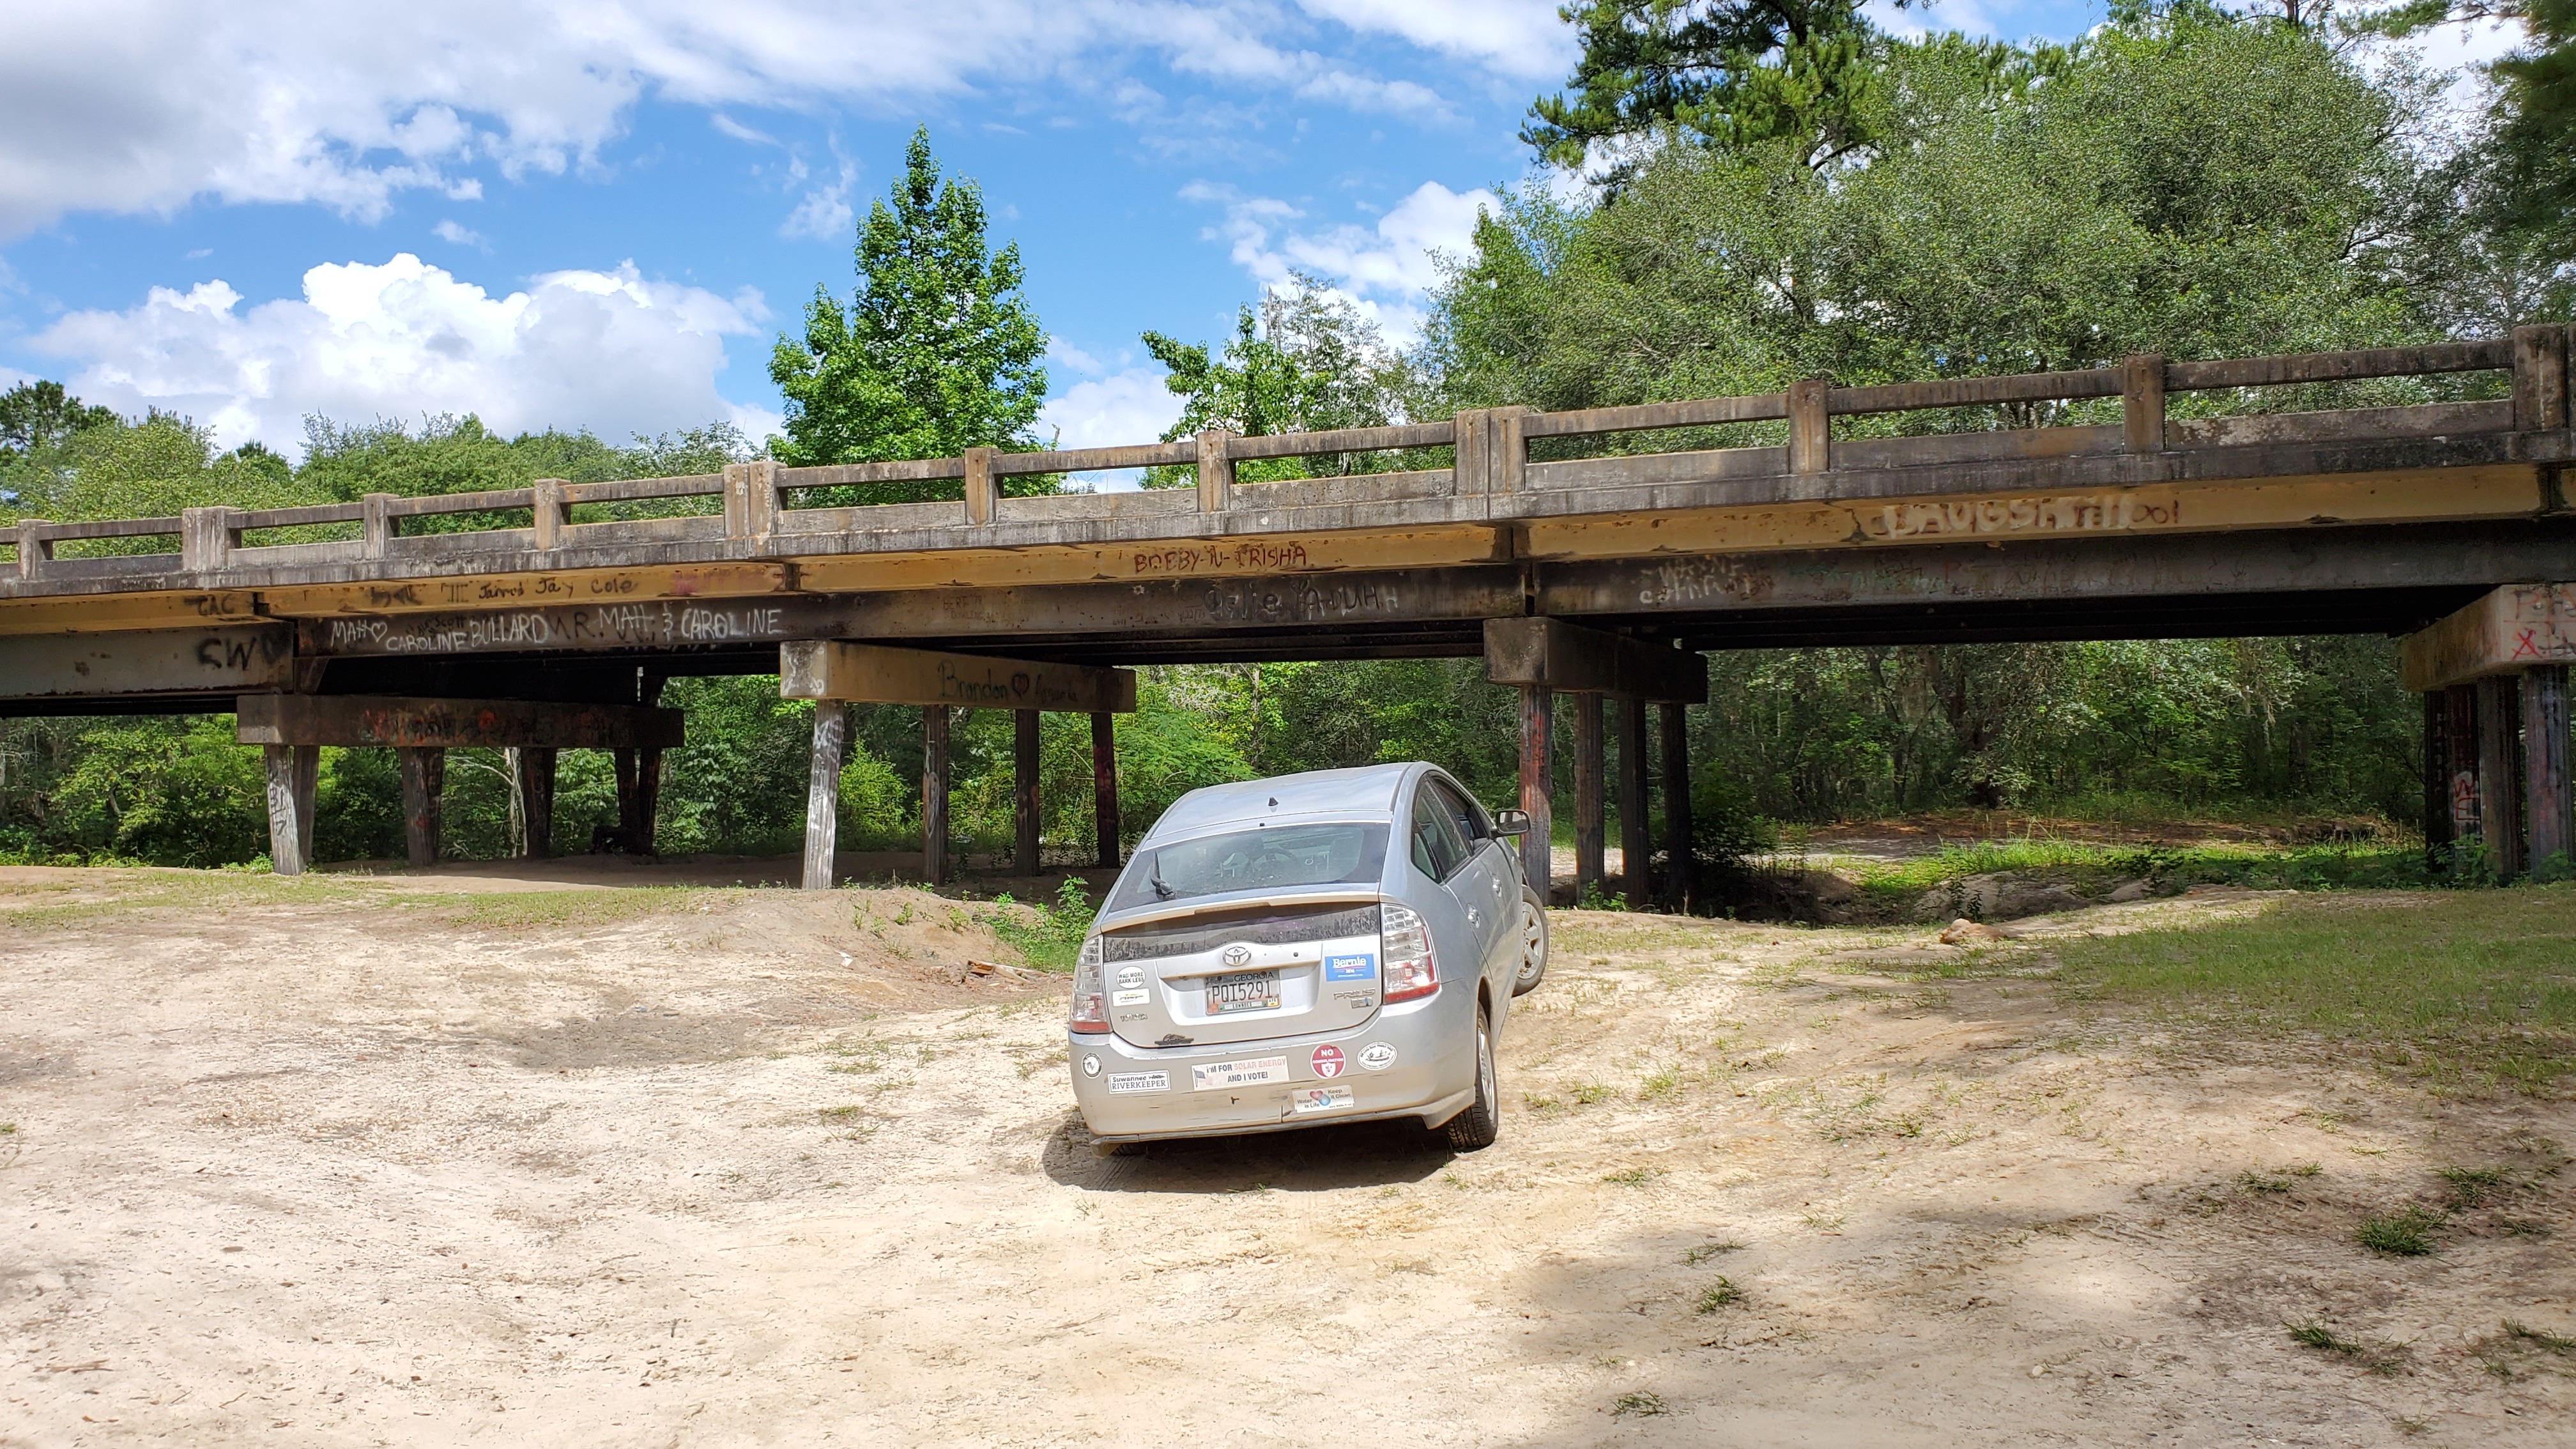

1066,763,1549,1152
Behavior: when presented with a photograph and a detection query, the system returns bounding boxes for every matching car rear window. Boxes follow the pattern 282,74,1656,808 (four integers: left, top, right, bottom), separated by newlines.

1112,822,1389,910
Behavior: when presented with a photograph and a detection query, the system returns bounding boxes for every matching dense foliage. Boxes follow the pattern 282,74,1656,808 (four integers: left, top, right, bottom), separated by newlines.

4,19,2571,877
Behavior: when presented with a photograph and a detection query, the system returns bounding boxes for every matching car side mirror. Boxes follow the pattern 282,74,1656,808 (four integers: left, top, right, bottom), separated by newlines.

1491,808,1532,837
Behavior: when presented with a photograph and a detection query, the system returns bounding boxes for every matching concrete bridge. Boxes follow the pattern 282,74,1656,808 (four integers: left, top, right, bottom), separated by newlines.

6,328,2573,896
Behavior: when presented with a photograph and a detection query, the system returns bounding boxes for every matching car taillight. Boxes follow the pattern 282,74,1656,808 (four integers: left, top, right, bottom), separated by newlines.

1381,900,1438,1004
1069,934,1109,1032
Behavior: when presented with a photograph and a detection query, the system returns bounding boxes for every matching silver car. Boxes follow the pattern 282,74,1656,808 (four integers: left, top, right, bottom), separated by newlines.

1066,763,1550,1152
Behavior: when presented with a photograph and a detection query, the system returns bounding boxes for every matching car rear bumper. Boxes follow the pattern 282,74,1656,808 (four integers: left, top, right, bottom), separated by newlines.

1068,990,1472,1142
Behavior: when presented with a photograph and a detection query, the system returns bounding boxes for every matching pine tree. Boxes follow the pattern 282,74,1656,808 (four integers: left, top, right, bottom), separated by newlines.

767,129,1048,498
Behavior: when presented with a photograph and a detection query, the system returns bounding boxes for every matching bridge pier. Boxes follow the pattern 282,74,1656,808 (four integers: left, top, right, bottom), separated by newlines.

2402,584,2576,878
1619,697,1651,907
1486,619,1708,908
1660,702,1693,912
1092,711,1120,871
778,641,1136,891
802,705,847,894
235,694,682,875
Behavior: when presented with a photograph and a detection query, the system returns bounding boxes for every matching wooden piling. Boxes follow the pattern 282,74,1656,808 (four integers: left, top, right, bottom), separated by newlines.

263,743,318,877
517,747,558,859
613,745,663,855
1659,702,1692,912
2445,684,2481,852
2478,673,2525,877
1015,708,1041,877
1574,693,1606,903
1091,710,1119,869
2525,664,2572,875
1517,686,1553,900
802,703,846,891
399,746,443,868
2422,691,2451,871
923,705,951,885
1618,696,1650,907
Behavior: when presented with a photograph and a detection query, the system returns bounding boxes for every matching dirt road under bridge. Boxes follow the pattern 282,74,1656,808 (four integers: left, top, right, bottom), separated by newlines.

2,867,2568,1446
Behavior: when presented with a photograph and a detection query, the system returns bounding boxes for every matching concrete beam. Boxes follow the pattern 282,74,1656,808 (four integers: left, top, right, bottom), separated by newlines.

235,694,684,749
779,640,1137,714
2400,583,2576,693
1,625,293,701
1484,617,1708,703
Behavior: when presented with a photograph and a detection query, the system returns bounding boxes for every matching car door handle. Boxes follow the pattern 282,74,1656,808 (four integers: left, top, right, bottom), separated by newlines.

1466,907,1483,927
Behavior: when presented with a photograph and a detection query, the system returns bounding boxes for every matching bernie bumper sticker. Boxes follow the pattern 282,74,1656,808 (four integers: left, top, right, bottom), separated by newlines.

1323,953,1376,981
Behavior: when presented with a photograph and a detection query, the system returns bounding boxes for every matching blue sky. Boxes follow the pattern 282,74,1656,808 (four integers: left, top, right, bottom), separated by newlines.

0,0,2520,468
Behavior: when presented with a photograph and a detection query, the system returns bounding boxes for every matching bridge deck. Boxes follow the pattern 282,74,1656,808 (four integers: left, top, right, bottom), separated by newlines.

3,331,2570,709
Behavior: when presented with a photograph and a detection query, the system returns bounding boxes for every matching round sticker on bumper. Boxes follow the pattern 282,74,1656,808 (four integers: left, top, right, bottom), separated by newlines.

1357,1042,1397,1071
1309,1044,1344,1078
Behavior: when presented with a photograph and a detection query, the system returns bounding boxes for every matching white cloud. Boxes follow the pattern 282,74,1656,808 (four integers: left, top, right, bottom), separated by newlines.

1039,365,1184,491
431,218,487,249
780,152,861,241
31,254,778,457
1046,335,1110,377
1184,178,1495,341
0,1,1542,237
1290,0,1572,80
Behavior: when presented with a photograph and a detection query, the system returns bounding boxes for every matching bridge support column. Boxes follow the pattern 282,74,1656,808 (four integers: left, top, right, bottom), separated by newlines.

1092,711,1120,870
516,747,558,859
1517,687,1553,902
613,746,662,857
1659,702,1692,913
802,705,846,891
1573,693,1606,904
1618,697,1650,907
924,705,951,886
2446,684,2482,859
2527,665,2572,877
2421,692,2452,872
1015,709,1041,877
2478,674,2526,877
263,744,319,877
399,747,443,869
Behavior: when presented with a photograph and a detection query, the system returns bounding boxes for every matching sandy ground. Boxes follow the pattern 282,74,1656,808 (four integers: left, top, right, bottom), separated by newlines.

2,866,2570,1447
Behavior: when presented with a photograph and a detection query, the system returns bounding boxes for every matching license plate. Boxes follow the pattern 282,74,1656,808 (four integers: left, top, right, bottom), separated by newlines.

1291,1086,1353,1114
1206,969,1280,1015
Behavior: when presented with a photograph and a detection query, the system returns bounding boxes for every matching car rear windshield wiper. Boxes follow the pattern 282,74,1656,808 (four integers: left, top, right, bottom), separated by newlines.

1149,852,1174,899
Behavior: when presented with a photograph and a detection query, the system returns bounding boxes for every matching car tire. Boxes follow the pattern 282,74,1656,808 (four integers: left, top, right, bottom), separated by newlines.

1443,1000,1500,1151
1509,885,1549,997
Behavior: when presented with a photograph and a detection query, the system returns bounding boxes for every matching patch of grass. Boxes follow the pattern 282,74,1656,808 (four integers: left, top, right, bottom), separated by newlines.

1681,1241,1744,1265
1602,1166,1661,1188
1610,1391,1668,1418
1694,1278,1745,1312
1569,1080,1612,1106
2436,1165,2508,1208
1848,835,2431,910
988,876,1094,972
0,871,370,933
2504,1319,2576,1354
1636,1067,1682,1101
2050,888,2576,1092
410,885,710,930
2288,1319,2409,1374
2238,1163,2322,1194
2356,1206,2444,1257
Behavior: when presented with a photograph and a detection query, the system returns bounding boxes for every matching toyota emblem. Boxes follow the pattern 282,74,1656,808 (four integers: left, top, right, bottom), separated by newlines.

1220,944,1253,967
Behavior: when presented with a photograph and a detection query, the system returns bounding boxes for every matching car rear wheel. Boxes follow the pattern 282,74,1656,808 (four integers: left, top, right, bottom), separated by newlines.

1443,1001,1500,1151
1510,885,1549,997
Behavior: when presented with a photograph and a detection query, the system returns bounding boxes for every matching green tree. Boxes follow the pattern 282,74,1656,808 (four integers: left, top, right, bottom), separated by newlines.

768,128,1048,499
0,381,117,455
1524,0,1915,178
1140,275,1411,483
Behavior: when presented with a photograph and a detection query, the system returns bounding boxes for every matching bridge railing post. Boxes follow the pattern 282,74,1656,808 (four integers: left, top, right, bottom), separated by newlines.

1788,378,1829,474
2513,324,2570,433
532,478,569,551
1196,429,1234,513
1453,410,1487,496
181,506,234,573
723,459,778,542
2123,353,2167,453
13,519,50,581
963,447,998,525
361,493,395,559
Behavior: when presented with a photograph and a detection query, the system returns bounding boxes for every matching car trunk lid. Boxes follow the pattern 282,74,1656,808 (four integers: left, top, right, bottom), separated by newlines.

1098,898,1382,1050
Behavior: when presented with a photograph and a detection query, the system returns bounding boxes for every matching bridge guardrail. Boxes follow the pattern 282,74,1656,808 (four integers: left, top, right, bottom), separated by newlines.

4,327,2566,587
